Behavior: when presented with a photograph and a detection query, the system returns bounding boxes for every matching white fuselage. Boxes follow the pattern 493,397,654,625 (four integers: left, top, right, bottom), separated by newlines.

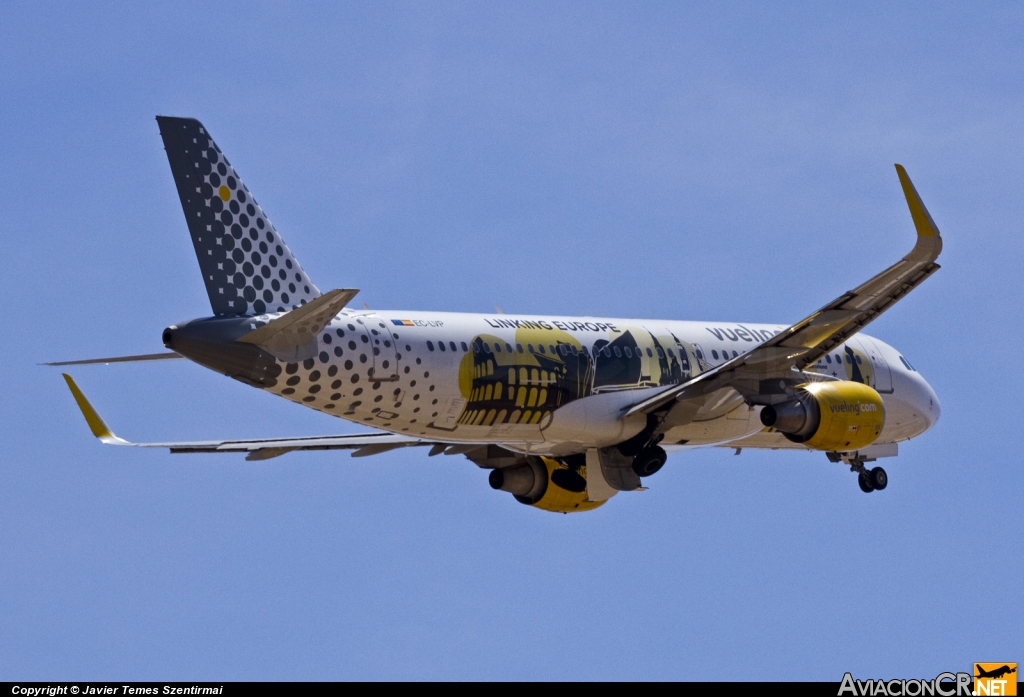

252,309,940,457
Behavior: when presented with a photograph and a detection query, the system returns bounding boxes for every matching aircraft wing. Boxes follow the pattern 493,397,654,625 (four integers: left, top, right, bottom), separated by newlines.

62,374,444,460
626,165,942,416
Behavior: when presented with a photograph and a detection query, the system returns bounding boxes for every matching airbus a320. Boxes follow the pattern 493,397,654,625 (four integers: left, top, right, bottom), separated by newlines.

53,117,943,513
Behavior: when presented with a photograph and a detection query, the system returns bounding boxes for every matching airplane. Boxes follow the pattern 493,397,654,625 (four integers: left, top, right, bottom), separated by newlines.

51,116,943,513
976,665,1017,680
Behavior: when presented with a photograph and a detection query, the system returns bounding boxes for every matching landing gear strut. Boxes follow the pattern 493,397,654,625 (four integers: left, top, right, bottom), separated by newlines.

828,451,888,493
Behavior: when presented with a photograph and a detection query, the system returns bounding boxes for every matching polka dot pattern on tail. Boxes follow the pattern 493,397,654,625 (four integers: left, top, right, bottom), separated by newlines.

157,116,320,316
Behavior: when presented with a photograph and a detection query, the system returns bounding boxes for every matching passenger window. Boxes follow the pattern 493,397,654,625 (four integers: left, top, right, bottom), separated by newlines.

695,349,704,359
538,345,545,354
549,345,555,354
560,345,568,356
527,344,534,353
712,350,719,360
855,355,862,364
825,355,832,364
603,347,612,357
581,346,589,356
516,343,524,353
646,348,653,357
656,347,665,358
450,342,457,352
427,341,435,351
506,343,513,353
461,342,468,352
846,355,852,364
494,343,501,353
438,341,446,352
732,351,738,358
623,347,632,358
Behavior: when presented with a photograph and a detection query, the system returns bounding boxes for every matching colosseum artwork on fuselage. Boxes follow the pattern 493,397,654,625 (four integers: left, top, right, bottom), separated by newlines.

456,326,701,428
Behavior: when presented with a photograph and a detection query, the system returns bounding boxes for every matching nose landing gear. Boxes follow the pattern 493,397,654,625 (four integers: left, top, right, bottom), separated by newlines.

828,451,888,493
856,467,887,493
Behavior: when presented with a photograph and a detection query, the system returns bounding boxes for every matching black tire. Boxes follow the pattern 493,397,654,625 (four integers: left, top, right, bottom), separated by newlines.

858,472,874,493
870,467,888,491
632,446,667,478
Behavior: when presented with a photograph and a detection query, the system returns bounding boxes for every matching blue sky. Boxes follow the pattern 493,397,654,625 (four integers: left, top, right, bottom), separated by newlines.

1,1,1021,680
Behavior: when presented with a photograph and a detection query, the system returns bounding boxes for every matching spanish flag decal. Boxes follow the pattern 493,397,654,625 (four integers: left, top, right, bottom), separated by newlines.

392,319,415,327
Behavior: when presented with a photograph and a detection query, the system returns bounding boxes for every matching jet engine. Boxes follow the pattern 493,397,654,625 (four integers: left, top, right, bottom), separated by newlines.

489,455,605,513
759,381,885,452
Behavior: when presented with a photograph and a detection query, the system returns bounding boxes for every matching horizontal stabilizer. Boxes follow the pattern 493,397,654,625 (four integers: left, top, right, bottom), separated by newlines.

235,288,359,361
43,352,183,367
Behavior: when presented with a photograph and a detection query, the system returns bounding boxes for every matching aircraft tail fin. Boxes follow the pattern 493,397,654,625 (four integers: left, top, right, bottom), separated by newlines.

156,116,320,316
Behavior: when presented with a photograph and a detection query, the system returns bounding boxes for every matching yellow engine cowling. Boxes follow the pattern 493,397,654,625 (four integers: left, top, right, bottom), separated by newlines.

760,380,885,452
489,456,606,514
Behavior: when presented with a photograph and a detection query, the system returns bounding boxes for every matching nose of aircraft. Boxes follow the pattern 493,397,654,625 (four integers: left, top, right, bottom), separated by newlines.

917,371,941,431
903,367,940,434
881,361,940,442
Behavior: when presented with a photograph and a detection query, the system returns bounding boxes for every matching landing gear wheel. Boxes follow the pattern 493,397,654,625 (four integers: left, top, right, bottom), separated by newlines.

869,467,887,491
858,472,875,493
632,446,667,478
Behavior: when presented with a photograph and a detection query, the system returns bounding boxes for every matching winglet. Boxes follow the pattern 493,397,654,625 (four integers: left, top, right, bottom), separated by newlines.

895,165,940,238
895,164,942,262
62,374,129,445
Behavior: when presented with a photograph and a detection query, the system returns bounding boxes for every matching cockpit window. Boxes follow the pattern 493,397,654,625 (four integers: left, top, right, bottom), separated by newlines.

899,356,916,371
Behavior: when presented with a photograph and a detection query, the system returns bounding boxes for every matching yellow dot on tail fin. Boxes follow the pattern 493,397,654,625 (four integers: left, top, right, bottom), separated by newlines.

218,185,230,201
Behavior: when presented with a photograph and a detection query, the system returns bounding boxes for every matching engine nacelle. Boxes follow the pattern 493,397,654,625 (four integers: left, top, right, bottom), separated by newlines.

759,381,885,452
489,455,606,513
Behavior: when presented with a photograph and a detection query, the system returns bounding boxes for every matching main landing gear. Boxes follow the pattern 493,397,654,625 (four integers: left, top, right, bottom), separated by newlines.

827,451,888,494
631,445,667,478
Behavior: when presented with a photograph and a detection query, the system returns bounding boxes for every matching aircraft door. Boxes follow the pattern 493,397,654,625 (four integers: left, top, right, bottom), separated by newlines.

355,315,399,381
856,336,893,393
